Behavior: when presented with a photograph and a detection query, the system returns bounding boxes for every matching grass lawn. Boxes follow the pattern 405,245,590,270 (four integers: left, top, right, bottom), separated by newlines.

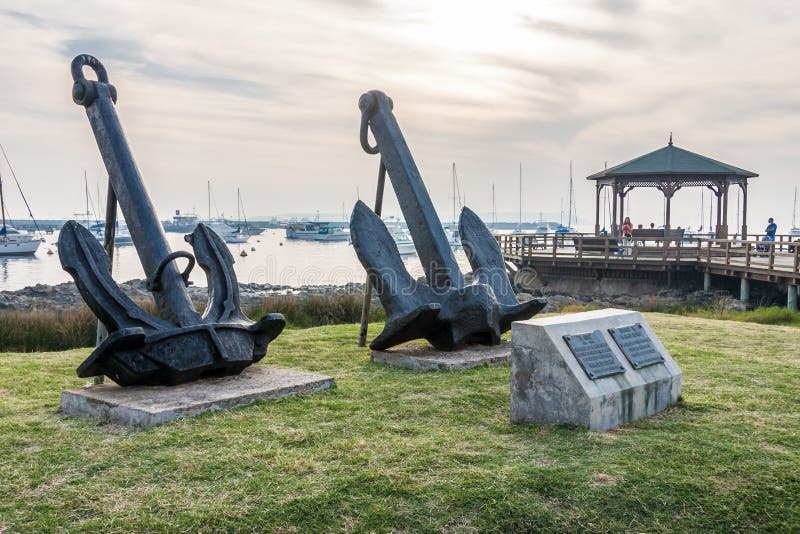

1,314,798,532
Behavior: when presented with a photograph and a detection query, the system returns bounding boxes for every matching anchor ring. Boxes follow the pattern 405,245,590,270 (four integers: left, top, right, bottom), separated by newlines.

71,54,117,106
147,251,196,291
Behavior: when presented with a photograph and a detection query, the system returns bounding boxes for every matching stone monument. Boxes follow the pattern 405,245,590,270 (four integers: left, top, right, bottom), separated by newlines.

511,308,681,431
351,90,545,369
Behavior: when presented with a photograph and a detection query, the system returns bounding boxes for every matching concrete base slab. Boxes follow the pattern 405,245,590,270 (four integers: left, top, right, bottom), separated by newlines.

60,366,334,427
371,341,510,371
511,308,681,431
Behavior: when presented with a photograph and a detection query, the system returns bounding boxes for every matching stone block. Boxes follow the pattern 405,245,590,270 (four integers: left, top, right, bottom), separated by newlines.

511,308,681,431
371,341,510,371
60,366,334,427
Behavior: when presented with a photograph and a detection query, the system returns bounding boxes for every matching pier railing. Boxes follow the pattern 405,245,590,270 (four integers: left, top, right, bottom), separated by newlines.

495,232,800,279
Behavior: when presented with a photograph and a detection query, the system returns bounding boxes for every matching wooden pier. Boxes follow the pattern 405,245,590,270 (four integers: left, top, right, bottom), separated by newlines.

497,233,800,309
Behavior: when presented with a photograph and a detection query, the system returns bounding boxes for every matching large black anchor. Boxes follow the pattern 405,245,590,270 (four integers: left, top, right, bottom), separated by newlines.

60,55,284,386
351,90,546,351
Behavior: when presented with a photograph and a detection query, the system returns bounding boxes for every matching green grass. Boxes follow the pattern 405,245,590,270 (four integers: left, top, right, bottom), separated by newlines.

1,314,798,531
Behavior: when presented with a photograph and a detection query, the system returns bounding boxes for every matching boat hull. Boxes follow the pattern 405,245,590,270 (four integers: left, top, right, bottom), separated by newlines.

0,239,40,256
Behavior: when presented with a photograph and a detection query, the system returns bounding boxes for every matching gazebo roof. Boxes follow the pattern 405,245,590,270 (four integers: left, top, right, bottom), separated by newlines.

586,142,758,181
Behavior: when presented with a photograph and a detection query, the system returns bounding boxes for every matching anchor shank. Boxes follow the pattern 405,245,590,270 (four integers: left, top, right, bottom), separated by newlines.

79,80,198,327
362,91,463,288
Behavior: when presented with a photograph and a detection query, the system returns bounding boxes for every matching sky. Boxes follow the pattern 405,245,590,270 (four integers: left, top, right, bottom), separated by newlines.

0,0,798,232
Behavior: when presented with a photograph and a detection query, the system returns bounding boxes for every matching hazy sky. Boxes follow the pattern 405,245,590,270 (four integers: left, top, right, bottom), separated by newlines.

1,0,798,231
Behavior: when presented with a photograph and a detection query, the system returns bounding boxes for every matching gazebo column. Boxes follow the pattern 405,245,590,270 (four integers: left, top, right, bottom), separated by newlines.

740,182,748,239
715,182,723,238
594,183,601,236
611,183,618,236
720,181,730,239
658,182,679,233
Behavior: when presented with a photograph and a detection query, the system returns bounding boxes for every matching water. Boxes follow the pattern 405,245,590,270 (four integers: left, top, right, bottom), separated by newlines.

0,229,473,291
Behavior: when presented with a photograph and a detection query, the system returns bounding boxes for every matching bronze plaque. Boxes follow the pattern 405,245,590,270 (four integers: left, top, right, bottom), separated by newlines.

608,324,665,370
563,330,626,379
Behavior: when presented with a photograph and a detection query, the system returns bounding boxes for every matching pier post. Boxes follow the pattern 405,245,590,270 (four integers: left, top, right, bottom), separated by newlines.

739,278,750,304
703,272,711,291
789,285,798,312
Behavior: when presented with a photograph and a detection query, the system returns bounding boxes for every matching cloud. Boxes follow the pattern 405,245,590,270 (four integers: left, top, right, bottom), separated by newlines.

520,15,645,49
62,37,272,100
592,0,639,16
0,8,47,27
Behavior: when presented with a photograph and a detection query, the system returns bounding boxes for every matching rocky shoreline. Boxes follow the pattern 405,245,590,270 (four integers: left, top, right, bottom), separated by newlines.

0,279,747,314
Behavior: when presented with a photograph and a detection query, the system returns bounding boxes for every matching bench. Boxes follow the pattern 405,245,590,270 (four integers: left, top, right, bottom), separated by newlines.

666,228,685,239
572,237,621,256
630,229,664,240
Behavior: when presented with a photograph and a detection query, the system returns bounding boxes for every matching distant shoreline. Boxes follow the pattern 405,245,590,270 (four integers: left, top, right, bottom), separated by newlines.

0,279,370,312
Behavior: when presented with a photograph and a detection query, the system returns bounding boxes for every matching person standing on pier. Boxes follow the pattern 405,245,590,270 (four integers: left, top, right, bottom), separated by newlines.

765,218,777,239
622,217,634,255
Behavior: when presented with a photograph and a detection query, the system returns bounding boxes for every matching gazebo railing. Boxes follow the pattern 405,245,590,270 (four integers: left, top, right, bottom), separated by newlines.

495,232,800,277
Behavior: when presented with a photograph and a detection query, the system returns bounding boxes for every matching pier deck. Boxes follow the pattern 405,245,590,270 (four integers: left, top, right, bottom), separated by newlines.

498,233,800,288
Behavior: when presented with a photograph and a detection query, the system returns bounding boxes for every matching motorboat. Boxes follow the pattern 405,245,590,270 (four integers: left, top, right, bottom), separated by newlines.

163,210,200,233
286,221,350,241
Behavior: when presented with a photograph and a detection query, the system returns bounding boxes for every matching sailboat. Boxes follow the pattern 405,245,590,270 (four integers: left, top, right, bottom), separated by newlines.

224,188,251,244
0,147,41,255
204,180,245,242
443,162,462,248
76,172,133,246
556,161,576,233
791,187,800,238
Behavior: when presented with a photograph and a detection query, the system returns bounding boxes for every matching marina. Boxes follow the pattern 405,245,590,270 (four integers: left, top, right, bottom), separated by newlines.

0,228,474,291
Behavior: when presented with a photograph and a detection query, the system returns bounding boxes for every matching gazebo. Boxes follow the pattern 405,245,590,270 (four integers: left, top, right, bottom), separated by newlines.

586,137,758,239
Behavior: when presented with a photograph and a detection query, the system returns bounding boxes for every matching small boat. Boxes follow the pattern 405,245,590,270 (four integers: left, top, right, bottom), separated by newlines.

0,148,41,256
380,216,415,254
391,227,416,255
224,188,252,244
286,221,350,241
443,223,462,248
84,221,134,246
0,225,40,255
163,209,200,233
791,187,800,238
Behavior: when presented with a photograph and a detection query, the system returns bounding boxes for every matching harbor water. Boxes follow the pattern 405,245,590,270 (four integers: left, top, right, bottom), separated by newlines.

0,229,473,291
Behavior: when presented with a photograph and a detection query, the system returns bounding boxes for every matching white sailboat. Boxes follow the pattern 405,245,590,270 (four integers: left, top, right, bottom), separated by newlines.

791,187,800,238
556,161,576,233
224,188,251,244
0,148,41,256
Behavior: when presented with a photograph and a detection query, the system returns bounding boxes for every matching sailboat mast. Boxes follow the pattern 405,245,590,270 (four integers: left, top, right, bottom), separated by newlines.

452,162,456,224
492,182,496,228
568,160,573,228
0,167,6,230
519,162,522,230
84,170,90,226
793,187,797,229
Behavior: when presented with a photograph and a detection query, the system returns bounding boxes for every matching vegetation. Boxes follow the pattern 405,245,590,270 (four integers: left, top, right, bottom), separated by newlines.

0,294,385,352
562,301,800,328
0,315,798,531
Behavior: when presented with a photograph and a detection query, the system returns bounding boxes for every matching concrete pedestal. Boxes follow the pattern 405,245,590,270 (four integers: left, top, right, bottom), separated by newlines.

61,366,334,427
371,341,510,371
511,309,681,431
